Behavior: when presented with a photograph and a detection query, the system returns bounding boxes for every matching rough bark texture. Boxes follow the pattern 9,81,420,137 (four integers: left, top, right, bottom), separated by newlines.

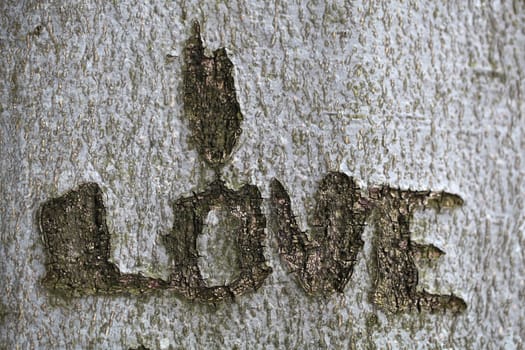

39,183,121,295
182,22,243,170
1,1,524,349
367,186,466,314
162,179,272,302
270,173,370,296
270,173,466,313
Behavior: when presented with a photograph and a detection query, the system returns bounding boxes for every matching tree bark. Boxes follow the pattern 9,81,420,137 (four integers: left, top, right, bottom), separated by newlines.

1,1,524,349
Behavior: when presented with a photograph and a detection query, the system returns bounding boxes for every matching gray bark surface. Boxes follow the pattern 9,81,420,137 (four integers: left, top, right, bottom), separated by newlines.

1,1,524,349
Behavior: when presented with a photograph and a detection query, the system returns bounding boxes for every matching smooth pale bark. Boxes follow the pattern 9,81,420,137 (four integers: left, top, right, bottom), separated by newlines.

1,1,523,349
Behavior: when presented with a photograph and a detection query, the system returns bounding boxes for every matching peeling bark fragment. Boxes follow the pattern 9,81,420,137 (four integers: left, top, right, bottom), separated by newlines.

369,187,466,313
270,172,372,295
39,183,167,297
162,180,272,302
182,22,243,169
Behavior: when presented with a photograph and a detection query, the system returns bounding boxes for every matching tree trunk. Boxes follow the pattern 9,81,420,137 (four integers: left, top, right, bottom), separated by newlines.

1,1,523,349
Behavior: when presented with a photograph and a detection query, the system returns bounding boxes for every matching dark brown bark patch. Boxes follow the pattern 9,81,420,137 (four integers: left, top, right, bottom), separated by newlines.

270,175,466,314
39,183,167,297
162,179,272,302
39,183,121,295
368,187,467,314
182,22,243,170
270,172,372,295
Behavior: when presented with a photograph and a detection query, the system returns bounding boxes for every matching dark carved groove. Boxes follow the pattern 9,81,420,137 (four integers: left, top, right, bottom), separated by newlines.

162,179,272,302
182,22,243,170
39,183,167,297
270,172,371,295
368,187,467,313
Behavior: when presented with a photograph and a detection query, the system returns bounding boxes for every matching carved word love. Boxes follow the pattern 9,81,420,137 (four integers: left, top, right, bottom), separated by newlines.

38,23,465,314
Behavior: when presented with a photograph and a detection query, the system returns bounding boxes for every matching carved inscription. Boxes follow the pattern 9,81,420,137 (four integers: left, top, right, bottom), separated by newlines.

39,23,272,302
270,177,466,313
39,183,120,294
162,180,271,302
270,173,371,295
368,187,467,313
38,23,466,314
163,21,272,301
39,183,167,296
182,22,243,169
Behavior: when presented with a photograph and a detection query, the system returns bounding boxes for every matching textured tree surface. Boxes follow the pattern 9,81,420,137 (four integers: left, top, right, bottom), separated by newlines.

270,173,370,295
1,1,524,349
162,179,272,302
368,186,466,314
270,173,466,313
182,22,244,170
39,183,121,294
